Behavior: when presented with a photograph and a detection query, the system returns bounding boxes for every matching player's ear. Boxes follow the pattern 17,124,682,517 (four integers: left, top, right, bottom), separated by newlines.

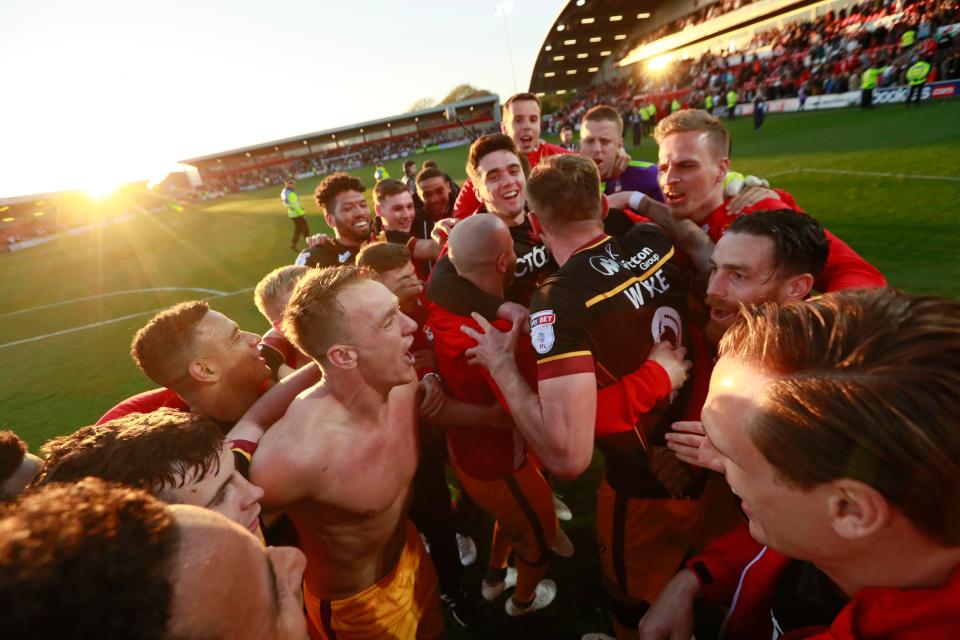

374,203,383,217
716,157,730,184
326,344,357,369
323,208,336,229
828,479,890,541
500,120,508,135
780,273,815,302
188,358,219,383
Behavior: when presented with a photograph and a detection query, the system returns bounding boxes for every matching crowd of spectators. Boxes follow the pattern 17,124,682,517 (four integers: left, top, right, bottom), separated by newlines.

550,0,959,129
193,122,498,200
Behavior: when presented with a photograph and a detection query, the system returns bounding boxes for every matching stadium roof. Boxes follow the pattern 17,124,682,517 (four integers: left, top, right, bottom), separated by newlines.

179,94,500,168
529,0,659,95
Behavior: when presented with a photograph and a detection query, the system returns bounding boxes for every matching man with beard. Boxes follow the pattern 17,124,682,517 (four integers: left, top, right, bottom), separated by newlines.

251,266,443,639
296,173,374,268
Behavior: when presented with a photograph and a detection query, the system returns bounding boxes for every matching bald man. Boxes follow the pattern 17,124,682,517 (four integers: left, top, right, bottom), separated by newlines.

427,214,559,616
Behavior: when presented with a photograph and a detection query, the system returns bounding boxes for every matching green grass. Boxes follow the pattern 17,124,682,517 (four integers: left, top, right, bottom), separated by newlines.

1,101,958,638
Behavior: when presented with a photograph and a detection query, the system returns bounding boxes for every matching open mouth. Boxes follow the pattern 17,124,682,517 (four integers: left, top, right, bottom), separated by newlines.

664,191,686,206
402,350,415,365
354,220,370,232
518,135,534,147
501,189,520,203
247,508,261,534
709,306,735,323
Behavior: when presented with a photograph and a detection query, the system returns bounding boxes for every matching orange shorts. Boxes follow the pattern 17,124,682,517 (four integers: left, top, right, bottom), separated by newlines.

454,459,557,567
304,521,443,640
596,478,704,606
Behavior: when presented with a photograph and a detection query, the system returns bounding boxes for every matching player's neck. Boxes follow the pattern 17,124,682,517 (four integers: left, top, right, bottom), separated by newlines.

324,371,391,424
460,269,504,299
547,222,605,267
690,189,725,224
184,382,259,423
818,528,960,596
333,232,364,248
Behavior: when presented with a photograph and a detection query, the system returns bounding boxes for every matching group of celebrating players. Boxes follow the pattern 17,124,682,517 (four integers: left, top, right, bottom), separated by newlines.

2,92,958,640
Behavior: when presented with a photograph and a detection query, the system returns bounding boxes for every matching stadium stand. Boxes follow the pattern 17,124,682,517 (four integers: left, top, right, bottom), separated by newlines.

543,0,959,129
177,96,501,200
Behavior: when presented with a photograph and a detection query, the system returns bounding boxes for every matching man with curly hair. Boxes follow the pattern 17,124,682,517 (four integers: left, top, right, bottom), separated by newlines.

295,172,375,268
0,478,308,639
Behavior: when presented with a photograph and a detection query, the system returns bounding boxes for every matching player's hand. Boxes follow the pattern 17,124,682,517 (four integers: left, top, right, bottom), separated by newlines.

649,446,700,498
496,301,530,335
647,342,692,391
461,313,521,372
431,217,459,245
305,233,333,248
419,373,446,420
395,278,424,302
612,147,632,176
666,421,725,473
605,190,636,211
636,569,700,640
726,184,776,216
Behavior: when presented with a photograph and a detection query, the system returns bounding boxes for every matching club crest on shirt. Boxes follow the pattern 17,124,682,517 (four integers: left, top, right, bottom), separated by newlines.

651,306,682,347
530,309,556,355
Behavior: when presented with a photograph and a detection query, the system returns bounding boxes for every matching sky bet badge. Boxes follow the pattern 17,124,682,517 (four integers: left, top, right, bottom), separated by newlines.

530,310,556,355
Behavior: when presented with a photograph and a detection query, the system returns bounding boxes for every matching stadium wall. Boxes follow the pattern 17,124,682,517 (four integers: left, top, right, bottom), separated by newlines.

728,80,960,115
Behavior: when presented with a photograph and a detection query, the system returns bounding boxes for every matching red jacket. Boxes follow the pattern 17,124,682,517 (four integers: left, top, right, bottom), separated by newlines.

688,524,960,639
96,387,189,424
700,189,887,292
452,142,570,219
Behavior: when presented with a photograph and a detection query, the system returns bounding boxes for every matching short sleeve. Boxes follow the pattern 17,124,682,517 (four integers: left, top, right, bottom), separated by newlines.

529,283,594,380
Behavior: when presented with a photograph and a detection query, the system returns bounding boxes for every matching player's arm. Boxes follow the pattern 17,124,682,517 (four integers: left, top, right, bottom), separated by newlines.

410,238,441,261
451,178,482,219
420,374,513,431
227,363,322,444
463,315,596,479
607,193,714,282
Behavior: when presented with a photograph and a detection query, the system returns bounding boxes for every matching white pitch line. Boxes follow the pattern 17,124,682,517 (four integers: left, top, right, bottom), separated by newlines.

767,167,960,182
0,287,229,319
0,287,254,351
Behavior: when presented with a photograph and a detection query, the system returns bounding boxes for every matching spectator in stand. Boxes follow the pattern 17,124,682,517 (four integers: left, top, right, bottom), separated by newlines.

402,160,418,194
559,125,577,151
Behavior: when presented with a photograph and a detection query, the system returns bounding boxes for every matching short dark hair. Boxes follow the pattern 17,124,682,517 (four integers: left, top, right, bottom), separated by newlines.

726,210,829,280
0,430,27,499
415,166,446,186
357,242,412,275
403,160,416,170
504,92,542,113
131,301,209,387
314,172,365,214
282,265,374,361
373,178,409,206
36,409,224,502
721,288,960,546
466,133,529,184
560,125,573,134
0,478,178,639
526,154,602,228
583,104,624,135
422,160,438,169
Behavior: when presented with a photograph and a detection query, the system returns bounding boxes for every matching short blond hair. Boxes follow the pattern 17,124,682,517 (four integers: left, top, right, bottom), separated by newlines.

653,109,730,160
254,265,310,323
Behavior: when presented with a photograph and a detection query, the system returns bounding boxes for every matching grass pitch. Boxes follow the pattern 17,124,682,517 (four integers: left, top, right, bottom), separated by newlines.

1,100,958,638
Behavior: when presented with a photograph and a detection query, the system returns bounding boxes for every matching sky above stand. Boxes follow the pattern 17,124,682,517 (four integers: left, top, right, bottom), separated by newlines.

0,0,562,197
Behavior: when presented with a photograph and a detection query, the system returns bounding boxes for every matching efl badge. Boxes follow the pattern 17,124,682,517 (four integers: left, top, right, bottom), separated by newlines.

530,309,556,355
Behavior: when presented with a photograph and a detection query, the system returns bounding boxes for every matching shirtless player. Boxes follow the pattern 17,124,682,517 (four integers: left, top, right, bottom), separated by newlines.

250,266,443,639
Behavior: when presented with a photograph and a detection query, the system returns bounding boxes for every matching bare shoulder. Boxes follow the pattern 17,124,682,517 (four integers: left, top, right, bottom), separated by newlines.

251,385,343,506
